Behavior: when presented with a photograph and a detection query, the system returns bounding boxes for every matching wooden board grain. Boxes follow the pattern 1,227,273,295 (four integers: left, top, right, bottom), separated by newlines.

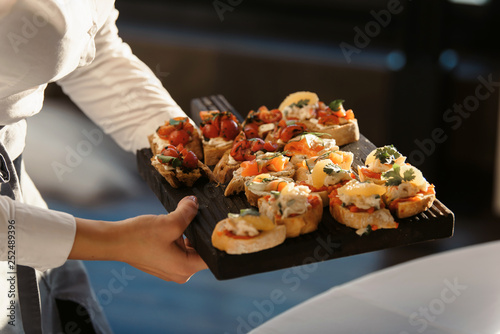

137,95,455,280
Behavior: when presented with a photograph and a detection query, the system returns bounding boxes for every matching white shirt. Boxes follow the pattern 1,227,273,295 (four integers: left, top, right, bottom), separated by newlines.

0,0,188,271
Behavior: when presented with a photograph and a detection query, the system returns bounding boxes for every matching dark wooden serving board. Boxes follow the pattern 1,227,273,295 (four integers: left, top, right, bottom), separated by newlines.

137,95,455,280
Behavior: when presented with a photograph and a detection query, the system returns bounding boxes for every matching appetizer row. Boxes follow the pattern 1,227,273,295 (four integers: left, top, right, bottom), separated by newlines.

146,92,436,254
212,145,435,254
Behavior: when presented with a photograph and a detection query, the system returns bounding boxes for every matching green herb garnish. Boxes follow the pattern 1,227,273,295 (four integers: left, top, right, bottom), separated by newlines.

169,118,185,126
383,163,415,186
374,145,402,164
329,99,345,111
270,190,280,199
290,99,310,108
156,155,182,168
323,163,343,175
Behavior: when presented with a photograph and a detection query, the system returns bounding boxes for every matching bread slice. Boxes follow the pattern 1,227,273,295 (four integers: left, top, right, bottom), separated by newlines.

203,139,233,166
258,194,323,238
330,204,397,235
304,119,360,146
151,157,200,188
386,193,436,219
213,149,241,184
212,219,286,254
151,157,217,188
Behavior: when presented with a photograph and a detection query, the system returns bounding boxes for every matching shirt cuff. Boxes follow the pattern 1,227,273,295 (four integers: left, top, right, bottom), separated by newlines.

15,201,76,272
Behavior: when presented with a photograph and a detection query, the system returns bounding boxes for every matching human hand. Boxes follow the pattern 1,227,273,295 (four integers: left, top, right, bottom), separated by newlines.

120,196,208,283
70,196,207,283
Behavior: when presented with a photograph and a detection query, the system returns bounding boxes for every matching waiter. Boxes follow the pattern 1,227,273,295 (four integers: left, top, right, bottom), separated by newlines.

0,1,207,333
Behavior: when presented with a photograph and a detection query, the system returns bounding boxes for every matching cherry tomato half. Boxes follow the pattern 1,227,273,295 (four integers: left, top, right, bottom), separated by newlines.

181,151,198,169
169,130,190,146
161,147,179,158
263,141,278,152
258,107,282,124
157,125,175,140
230,140,250,161
250,138,265,153
202,124,219,139
280,124,307,142
220,119,239,141
243,123,259,139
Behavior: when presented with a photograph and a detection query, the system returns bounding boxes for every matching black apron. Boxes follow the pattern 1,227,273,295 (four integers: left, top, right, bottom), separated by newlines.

0,139,42,334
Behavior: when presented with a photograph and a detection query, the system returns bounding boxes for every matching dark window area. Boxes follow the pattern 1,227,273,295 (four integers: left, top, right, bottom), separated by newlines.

111,0,499,213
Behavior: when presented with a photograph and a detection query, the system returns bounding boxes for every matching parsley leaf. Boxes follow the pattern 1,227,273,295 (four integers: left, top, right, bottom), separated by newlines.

329,99,345,111
374,145,402,164
169,118,185,126
323,163,343,175
290,99,310,108
383,163,416,186
156,155,182,168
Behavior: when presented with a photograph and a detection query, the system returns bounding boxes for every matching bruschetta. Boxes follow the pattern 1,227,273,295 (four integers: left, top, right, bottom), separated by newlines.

212,209,286,254
329,179,398,235
358,145,406,185
148,117,203,159
258,183,323,238
151,144,216,188
199,110,241,165
381,163,436,218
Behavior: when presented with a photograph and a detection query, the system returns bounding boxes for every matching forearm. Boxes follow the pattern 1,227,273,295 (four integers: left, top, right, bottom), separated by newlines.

68,218,127,262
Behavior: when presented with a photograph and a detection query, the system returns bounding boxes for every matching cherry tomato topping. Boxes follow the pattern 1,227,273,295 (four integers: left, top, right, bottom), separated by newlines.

319,115,340,126
157,125,175,140
183,122,195,134
170,117,187,130
243,124,259,139
258,108,282,124
280,124,306,142
230,140,249,161
202,124,219,139
263,141,278,152
182,151,198,169
220,119,239,140
250,138,265,152
169,130,190,146
160,147,179,158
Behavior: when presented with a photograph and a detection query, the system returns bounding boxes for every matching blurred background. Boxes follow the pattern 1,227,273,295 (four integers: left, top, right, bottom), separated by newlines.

26,0,500,333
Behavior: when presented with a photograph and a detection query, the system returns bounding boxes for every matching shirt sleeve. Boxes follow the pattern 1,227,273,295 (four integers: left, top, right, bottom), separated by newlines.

0,196,76,272
56,7,189,153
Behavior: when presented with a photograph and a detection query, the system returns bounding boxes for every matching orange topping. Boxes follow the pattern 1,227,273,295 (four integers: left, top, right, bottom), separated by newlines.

284,137,323,157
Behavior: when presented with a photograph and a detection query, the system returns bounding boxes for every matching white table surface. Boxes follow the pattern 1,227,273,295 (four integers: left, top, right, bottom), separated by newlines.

250,240,500,334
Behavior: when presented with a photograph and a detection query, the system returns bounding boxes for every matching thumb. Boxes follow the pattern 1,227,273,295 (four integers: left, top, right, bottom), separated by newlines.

167,196,199,236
